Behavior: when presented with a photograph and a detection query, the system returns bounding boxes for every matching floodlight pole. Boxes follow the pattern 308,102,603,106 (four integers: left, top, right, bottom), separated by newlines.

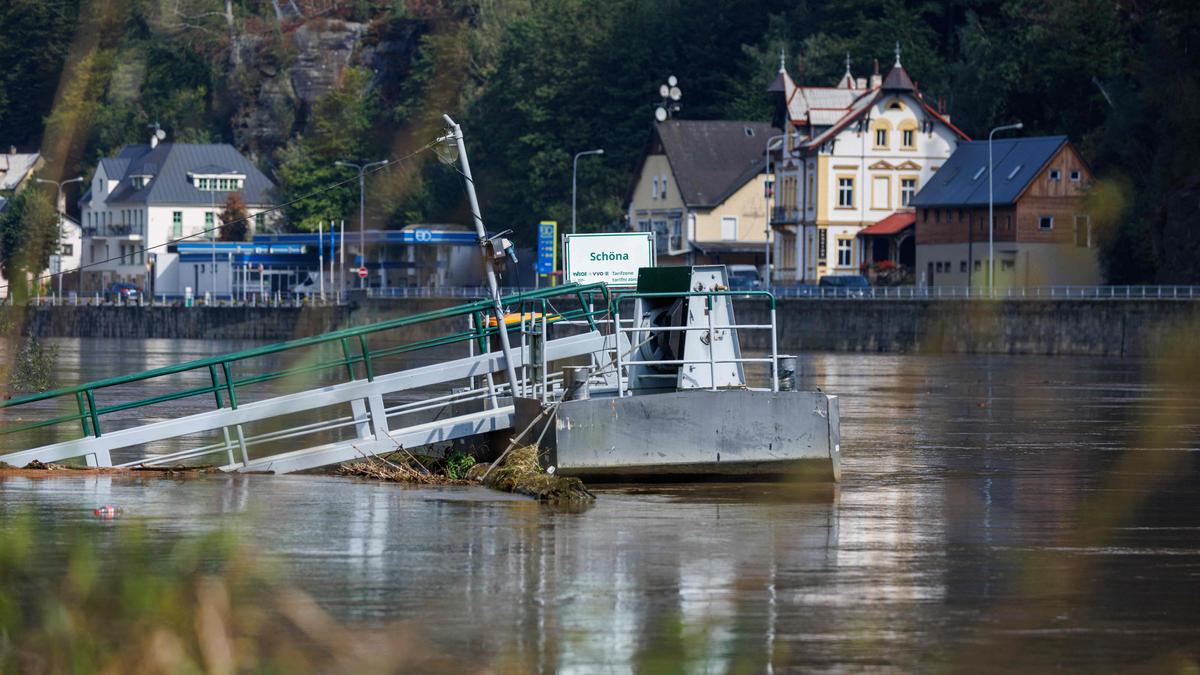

442,114,521,395
572,149,604,235
988,122,1022,294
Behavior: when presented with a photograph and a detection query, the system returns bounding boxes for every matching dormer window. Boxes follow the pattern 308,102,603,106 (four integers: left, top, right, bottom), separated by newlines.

190,172,246,192
131,175,151,190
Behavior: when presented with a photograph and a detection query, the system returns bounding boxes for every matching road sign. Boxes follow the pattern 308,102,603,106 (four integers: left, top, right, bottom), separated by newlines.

563,232,655,287
536,221,557,275
357,267,368,278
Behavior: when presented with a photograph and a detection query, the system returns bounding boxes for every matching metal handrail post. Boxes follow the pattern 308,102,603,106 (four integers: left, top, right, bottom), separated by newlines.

770,306,780,392
707,296,717,391
614,307,624,397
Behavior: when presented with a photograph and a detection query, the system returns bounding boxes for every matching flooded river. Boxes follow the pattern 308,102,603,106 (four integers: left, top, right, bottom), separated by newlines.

2,339,1199,671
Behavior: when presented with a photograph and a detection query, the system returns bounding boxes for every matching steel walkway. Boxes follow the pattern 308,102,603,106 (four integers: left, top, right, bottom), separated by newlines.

0,284,612,474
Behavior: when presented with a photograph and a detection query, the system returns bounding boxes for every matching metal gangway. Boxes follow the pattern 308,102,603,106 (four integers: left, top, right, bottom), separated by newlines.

0,284,614,474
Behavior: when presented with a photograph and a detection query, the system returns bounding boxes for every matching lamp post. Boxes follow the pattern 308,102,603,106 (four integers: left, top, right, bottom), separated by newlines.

336,158,390,288
439,115,521,396
35,176,83,301
988,122,1023,293
763,133,788,288
572,149,604,235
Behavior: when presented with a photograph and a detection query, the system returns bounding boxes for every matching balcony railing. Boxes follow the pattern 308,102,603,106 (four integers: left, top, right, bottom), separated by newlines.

771,207,802,224
82,223,145,238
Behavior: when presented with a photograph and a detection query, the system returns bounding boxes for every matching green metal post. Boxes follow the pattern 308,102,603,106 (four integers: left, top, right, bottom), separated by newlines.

85,390,101,437
75,392,90,436
221,362,238,409
341,338,356,380
358,334,375,382
209,364,224,408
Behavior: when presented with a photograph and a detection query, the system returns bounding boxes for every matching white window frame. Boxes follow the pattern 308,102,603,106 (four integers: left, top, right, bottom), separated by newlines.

1039,215,1054,230
836,238,852,267
901,178,916,206
1049,169,1061,182
651,176,659,199
720,216,738,241
837,178,854,208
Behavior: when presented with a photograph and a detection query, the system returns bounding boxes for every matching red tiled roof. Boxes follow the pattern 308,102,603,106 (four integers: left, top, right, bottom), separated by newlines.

857,211,915,237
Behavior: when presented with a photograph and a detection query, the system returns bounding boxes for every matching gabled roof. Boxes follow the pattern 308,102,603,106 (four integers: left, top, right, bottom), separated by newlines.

910,136,1071,207
83,143,275,208
0,152,41,191
652,120,779,208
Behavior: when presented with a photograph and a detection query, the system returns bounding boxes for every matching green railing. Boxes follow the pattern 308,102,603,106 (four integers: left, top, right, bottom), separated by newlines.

0,283,610,441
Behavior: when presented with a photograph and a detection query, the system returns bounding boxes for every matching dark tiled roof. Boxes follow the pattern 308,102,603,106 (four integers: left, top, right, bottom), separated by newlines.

656,120,779,208
881,64,915,92
910,135,1069,207
88,143,275,207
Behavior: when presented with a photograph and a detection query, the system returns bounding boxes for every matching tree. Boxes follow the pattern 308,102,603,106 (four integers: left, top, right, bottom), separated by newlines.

0,187,59,302
218,192,249,241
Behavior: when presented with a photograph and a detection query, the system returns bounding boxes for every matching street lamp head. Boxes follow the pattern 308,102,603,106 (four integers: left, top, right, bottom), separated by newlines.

1014,122,1024,129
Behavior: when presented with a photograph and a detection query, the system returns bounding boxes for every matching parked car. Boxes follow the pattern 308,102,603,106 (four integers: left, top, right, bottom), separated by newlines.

818,274,870,297
726,264,764,289
108,282,140,302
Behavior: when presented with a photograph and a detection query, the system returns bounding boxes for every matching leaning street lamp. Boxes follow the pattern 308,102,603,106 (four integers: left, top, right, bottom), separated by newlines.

988,122,1023,293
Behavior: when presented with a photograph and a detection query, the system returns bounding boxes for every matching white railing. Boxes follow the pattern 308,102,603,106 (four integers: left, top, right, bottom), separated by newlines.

612,290,780,395
764,285,1200,300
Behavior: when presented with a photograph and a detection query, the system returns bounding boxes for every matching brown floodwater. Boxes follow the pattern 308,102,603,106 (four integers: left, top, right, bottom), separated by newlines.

2,338,1199,671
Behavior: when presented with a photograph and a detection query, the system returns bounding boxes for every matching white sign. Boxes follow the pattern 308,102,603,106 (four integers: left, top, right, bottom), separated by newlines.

563,232,655,287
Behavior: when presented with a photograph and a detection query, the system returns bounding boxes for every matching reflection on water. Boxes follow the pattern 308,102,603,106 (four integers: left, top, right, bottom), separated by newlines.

3,341,1200,670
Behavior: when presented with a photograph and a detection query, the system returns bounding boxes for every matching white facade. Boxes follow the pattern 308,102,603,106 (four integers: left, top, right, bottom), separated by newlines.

79,139,276,293
770,55,966,282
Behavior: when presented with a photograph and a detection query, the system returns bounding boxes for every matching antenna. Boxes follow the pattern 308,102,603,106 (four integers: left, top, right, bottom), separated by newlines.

654,76,682,121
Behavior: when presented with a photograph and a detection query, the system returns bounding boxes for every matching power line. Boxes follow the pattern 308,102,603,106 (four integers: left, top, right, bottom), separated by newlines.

0,139,441,296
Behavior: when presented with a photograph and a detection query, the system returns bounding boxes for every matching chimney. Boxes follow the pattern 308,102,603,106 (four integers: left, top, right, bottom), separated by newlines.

8,146,15,155
871,59,882,88
150,134,158,149
856,77,867,89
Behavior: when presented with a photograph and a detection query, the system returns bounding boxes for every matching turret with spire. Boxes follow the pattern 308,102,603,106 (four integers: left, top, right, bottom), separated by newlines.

881,41,915,92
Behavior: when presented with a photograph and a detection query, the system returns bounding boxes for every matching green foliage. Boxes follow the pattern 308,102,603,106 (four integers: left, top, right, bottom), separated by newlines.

6,0,1200,280
0,0,80,148
444,451,476,480
8,337,59,394
0,188,59,300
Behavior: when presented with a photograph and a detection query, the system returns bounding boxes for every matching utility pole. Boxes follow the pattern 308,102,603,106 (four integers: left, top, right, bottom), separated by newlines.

35,176,83,302
441,114,521,395
336,159,390,289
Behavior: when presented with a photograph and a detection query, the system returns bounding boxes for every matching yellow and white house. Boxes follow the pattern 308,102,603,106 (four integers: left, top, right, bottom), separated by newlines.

768,47,970,282
626,119,778,270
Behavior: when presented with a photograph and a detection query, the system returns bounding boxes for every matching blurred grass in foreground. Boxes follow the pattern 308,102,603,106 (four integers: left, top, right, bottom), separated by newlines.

0,514,481,674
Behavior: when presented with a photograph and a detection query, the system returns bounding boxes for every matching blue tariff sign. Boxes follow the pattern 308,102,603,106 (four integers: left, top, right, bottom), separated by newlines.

536,221,557,275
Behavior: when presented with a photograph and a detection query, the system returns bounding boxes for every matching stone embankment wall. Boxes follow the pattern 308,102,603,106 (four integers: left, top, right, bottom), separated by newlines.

8,299,1200,357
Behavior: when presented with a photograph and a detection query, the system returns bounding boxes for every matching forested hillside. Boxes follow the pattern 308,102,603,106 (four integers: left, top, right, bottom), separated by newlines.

2,0,1198,282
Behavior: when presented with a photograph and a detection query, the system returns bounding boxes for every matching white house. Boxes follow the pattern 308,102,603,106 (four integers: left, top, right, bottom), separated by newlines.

79,132,276,293
768,46,969,282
